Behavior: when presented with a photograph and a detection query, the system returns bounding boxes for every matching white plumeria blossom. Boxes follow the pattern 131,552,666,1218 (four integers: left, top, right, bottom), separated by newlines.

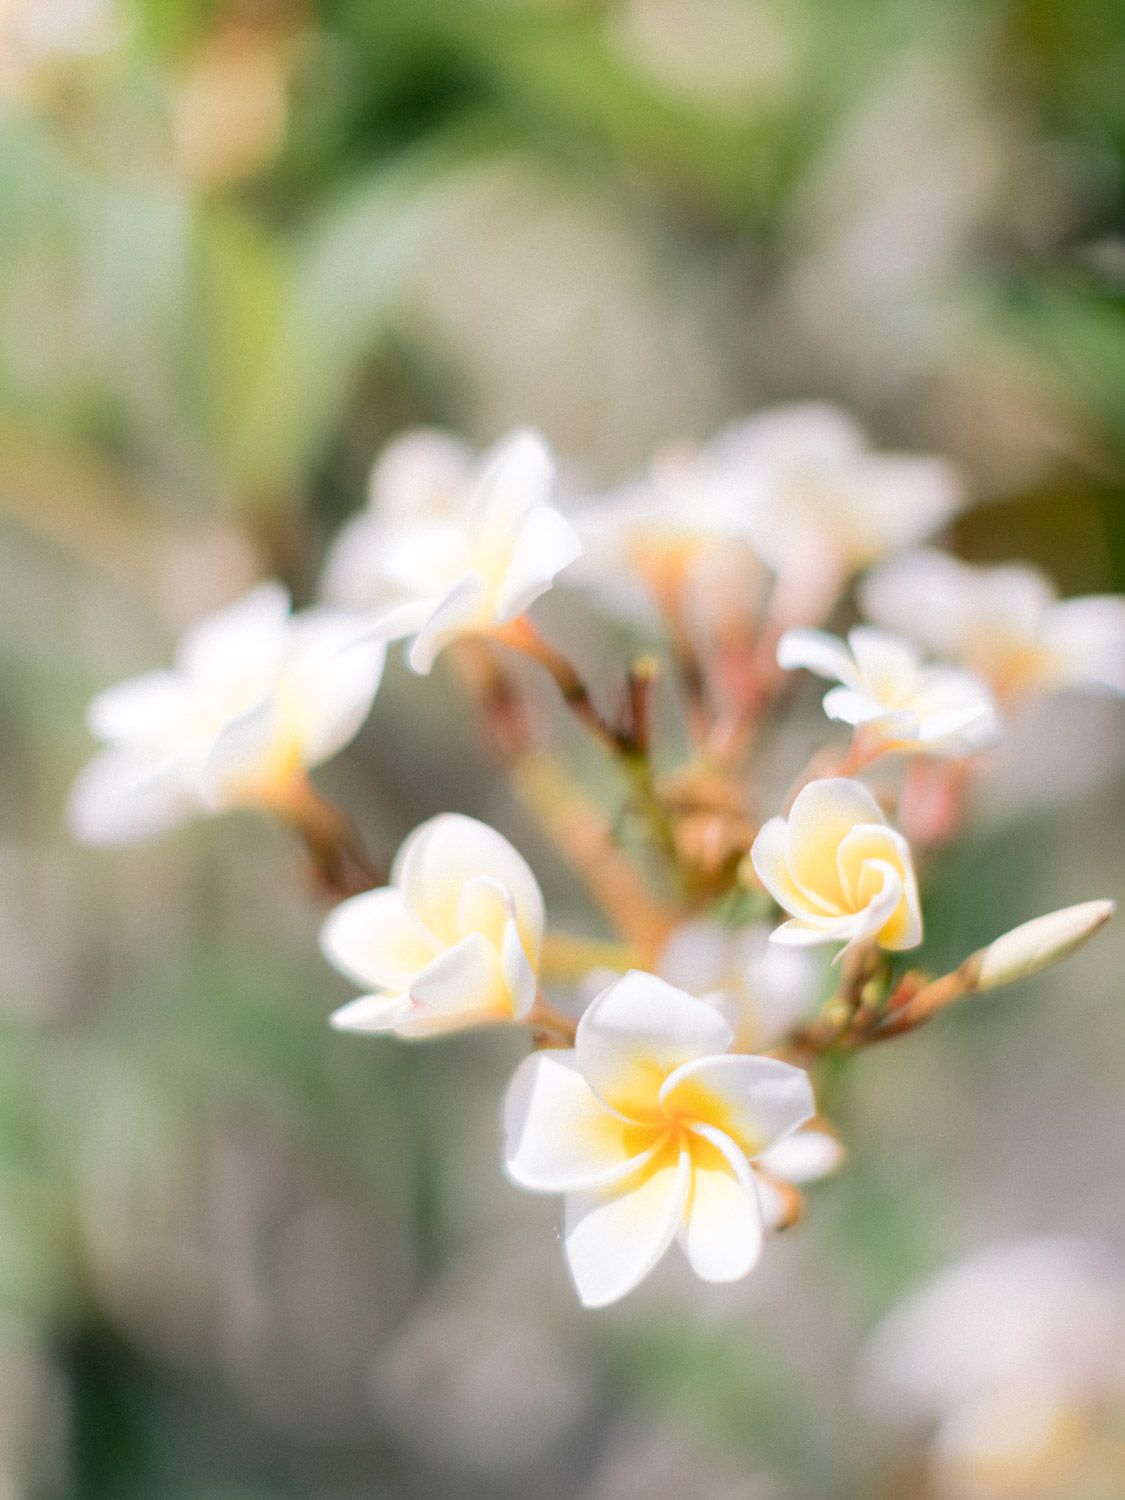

778,625,1002,757
503,971,815,1307
725,403,964,622
658,918,823,1051
860,549,1125,702
322,427,583,674
322,813,545,1038
68,582,386,846
751,778,922,954
857,1238,1125,1497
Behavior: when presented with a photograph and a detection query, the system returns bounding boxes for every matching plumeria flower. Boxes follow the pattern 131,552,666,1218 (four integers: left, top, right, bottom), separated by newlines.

322,427,583,674
503,971,815,1307
68,583,386,846
778,625,1002,757
657,919,823,1051
750,778,922,954
727,403,964,624
322,813,545,1038
573,440,766,622
753,1123,846,1230
858,1238,1125,1499
860,549,1125,703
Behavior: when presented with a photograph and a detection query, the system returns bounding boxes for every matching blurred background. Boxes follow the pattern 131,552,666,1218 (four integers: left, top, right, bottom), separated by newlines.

1,0,1124,1496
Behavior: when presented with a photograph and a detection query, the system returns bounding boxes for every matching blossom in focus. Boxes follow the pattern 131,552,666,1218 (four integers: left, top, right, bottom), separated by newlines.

68,583,386,845
750,778,922,953
323,813,545,1038
503,971,815,1307
778,625,1002,757
860,549,1125,702
322,427,583,674
857,1237,1125,1499
728,403,964,623
657,918,823,1050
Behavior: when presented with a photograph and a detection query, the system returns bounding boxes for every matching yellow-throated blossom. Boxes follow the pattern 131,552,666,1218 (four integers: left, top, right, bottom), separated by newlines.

750,778,922,953
503,971,815,1307
573,438,767,623
860,549,1125,702
858,1237,1125,1499
322,427,583,674
778,625,1002,757
658,918,823,1051
68,583,385,845
730,403,964,623
323,813,544,1038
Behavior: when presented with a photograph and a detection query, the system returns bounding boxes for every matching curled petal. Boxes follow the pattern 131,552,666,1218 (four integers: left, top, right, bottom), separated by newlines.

776,628,860,688
576,972,733,1123
407,574,489,674
329,992,411,1033
401,931,509,1034
320,887,440,993
495,505,584,622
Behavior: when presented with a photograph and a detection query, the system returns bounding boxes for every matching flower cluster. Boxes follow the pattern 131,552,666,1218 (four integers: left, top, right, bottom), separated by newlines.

70,406,1119,1307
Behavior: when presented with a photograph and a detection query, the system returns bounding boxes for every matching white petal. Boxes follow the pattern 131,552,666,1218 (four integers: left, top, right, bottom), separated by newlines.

576,971,733,1122
368,427,475,525
395,814,544,962
494,505,584,622
285,610,386,766
660,1053,815,1158
68,749,198,846
732,402,866,466
329,992,411,1033
503,1051,660,1192
406,574,489,674
1041,595,1125,695
679,1124,764,1283
86,670,193,745
500,915,538,1019
821,687,903,728
749,817,829,920
757,1127,844,1184
563,1139,692,1308
847,626,921,697
770,915,860,947
198,698,280,806
320,887,441,992
400,932,509,1034
786,778,885,909
176,581,291,683
320,513,391,609
468,428,556,544
776,628,859,688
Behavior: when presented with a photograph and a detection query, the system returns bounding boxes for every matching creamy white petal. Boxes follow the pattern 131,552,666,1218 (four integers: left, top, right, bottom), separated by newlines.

660,1053,815,1157
320,887,441,992
406,574,489,674
68,748,198,846
495,505,584,622
176,581,291,684
395,814,544,959
679,1124,764,1283
757,1128,844,1184
563,1140,692,1308
847,627,921,697
821,687,909,728
770,914,861,946
503,1051,661,1193
750,817,831,918
468,428,556,544
368,427,475,524
198,698,281,806
329,992,411,1033
86,670,194,745
1042,595,1125,694
576,972,733,1122
787,779,885,909
500,915,539,1019
402,932,509,1032
777,628,861,688
284,611,386,765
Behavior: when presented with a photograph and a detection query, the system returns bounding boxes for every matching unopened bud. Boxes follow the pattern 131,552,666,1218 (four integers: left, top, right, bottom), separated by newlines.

976,900,1115,992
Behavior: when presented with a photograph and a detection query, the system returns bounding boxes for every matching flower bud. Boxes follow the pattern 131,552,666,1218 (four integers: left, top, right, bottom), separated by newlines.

976,901,1115,992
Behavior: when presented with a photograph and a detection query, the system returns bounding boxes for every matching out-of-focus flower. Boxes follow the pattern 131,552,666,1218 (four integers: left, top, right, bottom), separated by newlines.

573,440,766,625
857,1238,1125,1499
322,427,582,674
657,918,822,1050
778,625,1002,757
729,404,964,624
503,971,814,1306
749,778,922,953
323,814,544,1038
68,583,385,846
0,0,118,97
860,550,1125,703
